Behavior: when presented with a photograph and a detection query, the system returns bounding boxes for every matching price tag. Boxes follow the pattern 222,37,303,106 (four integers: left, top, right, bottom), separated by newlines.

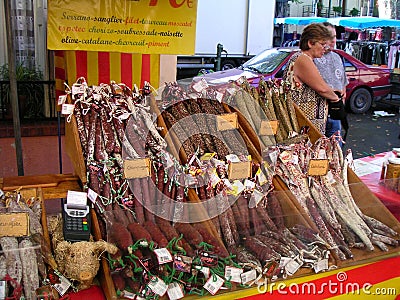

240,269,257,285
167,282,185,300
0,213,29,237
285,258,303,276
244,179,256,190
123,158,151,178
71,83,85,96
228,161,251,180
192,78,209,92
61,104,74,115
87,188,98,204
217,113,238,131
313,258,328,273
153,248,173,264
58,95,67,105
226,180,245,196
224,266,243,283
194,265,210,279
225,154,240,163
51,270,72,296
307,159,329,176
257,167,268,186
203,274,224,295
318,149,327,159
148,276,167,297
173,255,192,273
248,189,264,209
259,120,279,135
215,91,224,102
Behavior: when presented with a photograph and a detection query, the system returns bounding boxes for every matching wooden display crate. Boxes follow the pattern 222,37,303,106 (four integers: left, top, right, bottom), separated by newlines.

64,93,400,299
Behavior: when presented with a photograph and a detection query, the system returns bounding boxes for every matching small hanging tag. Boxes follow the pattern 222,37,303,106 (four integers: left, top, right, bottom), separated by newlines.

256,167,267,186
0,281,5,299
240,269,257,285
284,257,303,276
203,274,224,295
167,282,185,300
224,266,243,283
148,276,168,297
318,149,327,159
194,265,210,279
71,83,85,96
279,150,293,164
173,255,192,273
61,104,75,115
192,78,209,92
313,258,328,273
153,248,173,264
58,95,67,105
248,189,264,209
87,188,98,204
244,179,256,190
50,269,72,296
225,154,240,163
198,250,218,267
164,154,175,169
215,91,224,102
226,180,245,196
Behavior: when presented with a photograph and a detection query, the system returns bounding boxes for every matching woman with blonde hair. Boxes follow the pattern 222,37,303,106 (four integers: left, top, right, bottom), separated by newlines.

283,23,342,134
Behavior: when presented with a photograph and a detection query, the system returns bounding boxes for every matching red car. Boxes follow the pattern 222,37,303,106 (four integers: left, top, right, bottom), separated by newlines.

198,47,392,114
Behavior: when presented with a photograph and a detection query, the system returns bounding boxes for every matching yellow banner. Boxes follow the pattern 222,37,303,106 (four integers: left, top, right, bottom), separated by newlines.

47,0,197,54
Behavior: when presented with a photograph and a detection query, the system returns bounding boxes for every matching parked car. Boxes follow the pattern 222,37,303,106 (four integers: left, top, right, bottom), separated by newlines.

197,47,392,114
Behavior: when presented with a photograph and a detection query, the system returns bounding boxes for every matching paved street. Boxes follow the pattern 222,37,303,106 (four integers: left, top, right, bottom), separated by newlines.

343,98,400,159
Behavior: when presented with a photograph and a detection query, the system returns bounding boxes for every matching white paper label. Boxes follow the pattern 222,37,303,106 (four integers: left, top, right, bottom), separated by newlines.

67,190,87,206
244,179,256,190
192,78,209,92
148,276,168,296
248,189,264,209
194,265,210,279
167,282,185,300
58,95,67,105
61,103,75,115
87,188,98,204
0,281,5,299
225,154,240,163
154,248,173,264
225,266,243,283
313,258,328,273
240,269,257,285
285,258,303,276
53,273,72,296
215,91,224,102
204,274,224,295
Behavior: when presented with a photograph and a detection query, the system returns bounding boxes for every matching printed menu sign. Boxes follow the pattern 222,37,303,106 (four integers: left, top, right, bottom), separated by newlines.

47,0,197,54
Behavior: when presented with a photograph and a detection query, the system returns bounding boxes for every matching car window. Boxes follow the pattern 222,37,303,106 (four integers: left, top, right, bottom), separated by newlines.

243,49,291,74
343,57,356,72
275,63,288,79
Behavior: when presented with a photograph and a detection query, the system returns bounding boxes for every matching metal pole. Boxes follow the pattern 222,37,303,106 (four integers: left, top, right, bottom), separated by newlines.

4,0,24,175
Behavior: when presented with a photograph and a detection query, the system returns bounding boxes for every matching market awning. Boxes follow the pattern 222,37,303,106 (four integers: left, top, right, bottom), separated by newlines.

327,16,400,29
274,17,328,25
